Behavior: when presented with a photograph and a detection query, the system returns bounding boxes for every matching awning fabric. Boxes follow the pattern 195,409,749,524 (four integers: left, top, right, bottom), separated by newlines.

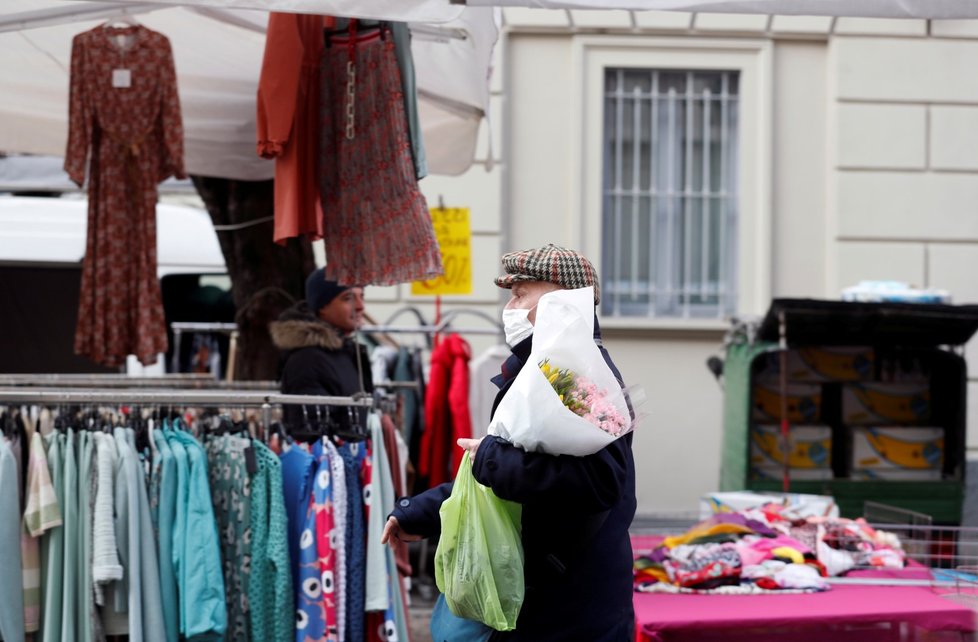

0,1,498,180
470,0,978,19
2,0,975,185
56,0,978,19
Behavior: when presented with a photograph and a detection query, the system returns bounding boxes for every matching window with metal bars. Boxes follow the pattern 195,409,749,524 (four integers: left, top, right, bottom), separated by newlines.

601,68,739,319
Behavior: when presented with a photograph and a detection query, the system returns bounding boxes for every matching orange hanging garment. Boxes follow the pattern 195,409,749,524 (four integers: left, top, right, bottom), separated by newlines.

256,13,328,244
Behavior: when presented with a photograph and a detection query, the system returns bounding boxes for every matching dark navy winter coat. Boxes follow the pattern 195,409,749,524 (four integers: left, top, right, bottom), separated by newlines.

391,320,636,641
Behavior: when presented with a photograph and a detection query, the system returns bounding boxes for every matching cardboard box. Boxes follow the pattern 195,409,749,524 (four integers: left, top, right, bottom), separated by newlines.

842,383,931,425
761,347,874,382
850,426,944,480
750,424,832,469
752,382,821,423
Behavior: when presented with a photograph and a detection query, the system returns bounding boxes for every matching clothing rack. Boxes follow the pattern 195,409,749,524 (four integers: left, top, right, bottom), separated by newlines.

373,380,420,389
0,376,418,397
169,322,240,376
0,388,374,408
168,319,502,337
0,374,279,390
359,323,500,336
364,305,504,338
170,322,238,334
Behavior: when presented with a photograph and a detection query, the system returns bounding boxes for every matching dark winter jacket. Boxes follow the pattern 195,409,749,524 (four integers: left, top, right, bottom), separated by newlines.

270,302,373,430
391,319,636,642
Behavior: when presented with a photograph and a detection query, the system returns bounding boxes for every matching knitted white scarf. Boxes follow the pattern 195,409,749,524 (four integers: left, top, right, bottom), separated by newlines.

92,432,123,603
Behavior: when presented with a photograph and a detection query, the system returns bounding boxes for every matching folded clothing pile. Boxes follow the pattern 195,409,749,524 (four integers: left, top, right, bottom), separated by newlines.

634,504,905,594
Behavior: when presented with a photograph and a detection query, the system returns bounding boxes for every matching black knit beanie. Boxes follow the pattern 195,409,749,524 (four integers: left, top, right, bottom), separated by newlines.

305,267,350,313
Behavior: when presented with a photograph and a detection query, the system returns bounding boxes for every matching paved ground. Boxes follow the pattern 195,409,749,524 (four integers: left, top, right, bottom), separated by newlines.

404,541,439,641
407,593,436,642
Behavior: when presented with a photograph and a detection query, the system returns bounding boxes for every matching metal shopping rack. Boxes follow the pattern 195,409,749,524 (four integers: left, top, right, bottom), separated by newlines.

827,501,978,612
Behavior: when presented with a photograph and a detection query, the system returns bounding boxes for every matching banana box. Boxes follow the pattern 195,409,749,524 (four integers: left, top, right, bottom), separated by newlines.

750,466,834,481
750,424,832,469
751,383,821,423
842,383,931,425
760,347,874,382
850,426,943,480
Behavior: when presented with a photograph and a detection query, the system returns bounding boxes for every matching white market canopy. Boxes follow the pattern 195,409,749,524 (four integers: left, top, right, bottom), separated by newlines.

473,0,978,18
0,1,498,180
3,0,978,186
49,0,978,19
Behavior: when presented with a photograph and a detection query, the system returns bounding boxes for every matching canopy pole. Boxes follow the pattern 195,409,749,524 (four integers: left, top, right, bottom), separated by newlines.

0,3,161,34
778,309,790,493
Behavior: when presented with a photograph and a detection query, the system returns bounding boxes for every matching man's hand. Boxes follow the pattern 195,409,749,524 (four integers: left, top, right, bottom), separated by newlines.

381,516,421,545
457,437,484,462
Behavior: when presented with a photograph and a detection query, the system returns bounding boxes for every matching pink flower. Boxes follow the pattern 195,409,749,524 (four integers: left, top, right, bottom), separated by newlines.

540,362,629,437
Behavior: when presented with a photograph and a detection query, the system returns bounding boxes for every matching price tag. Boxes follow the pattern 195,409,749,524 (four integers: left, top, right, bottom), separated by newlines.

411,207,472,296
112,69,131,88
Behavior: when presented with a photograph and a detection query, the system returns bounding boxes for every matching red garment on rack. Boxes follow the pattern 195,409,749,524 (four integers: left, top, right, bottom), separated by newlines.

65,24,185,367
256,12,326,244
420,334,472,488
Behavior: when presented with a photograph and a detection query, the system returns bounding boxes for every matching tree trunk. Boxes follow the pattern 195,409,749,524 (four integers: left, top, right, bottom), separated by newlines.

191,176,314,381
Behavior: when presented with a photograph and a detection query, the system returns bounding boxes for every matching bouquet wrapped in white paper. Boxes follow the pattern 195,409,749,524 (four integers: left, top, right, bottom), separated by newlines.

487,286,633,456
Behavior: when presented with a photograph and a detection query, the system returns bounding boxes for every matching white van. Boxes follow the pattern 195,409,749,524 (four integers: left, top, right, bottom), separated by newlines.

0,195,229,374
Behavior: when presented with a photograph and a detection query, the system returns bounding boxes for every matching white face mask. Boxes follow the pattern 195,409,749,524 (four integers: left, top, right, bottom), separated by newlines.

502,306,536,347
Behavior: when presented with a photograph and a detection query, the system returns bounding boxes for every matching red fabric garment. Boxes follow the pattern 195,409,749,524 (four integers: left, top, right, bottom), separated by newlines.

65,24,184,367
256,12,326,244
318,28,442,286
419,335,472,488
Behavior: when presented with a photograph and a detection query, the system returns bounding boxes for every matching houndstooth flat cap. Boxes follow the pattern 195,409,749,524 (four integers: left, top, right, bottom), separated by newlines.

494,243,600,304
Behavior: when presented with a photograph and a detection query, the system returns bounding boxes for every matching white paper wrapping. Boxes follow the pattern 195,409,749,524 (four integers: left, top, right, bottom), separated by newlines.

487,287,631,456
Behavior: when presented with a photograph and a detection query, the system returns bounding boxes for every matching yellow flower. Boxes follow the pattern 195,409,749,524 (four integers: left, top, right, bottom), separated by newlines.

548,372,560,385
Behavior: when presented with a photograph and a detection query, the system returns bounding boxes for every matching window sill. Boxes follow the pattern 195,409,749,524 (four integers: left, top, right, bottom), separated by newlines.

598,316,730,339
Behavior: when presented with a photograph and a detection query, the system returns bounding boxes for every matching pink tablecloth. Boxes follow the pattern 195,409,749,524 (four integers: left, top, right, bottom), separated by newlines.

632,537,977,642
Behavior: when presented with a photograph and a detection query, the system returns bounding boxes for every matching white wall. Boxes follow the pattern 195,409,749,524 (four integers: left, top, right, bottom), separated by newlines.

827,27,978,467
600,329,725,514
771,41,828,298
507,34,577,250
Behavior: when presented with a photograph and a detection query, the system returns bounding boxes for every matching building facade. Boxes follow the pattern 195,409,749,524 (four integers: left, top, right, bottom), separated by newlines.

368,10,978,517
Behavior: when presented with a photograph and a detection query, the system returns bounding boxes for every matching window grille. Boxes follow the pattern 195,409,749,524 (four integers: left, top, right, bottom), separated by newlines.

601,68,739,319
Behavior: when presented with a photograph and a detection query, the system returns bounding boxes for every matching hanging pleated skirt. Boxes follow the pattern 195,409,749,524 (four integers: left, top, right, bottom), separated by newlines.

319,29,443,286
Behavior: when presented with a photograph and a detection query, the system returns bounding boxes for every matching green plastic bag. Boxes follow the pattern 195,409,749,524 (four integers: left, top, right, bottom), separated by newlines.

435,453,524,631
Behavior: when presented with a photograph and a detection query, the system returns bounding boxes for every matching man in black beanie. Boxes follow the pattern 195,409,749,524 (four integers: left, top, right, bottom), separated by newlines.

303,267,365,335
270,268,372,424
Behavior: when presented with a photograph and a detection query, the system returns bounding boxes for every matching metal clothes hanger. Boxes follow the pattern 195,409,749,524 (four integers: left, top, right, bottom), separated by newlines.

104,9,140,28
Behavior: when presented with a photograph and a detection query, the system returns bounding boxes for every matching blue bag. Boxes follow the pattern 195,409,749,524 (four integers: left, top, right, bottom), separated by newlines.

430,593,494,642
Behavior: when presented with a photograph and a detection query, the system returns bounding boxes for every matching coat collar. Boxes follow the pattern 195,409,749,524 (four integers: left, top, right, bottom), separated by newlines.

97,24,146,54
269,318,345,351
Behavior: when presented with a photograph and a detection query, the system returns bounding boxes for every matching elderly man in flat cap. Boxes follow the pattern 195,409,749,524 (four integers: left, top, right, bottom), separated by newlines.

383,244,636,642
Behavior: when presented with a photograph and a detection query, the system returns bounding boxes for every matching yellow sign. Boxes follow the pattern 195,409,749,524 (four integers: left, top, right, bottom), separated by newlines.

411,207,472,296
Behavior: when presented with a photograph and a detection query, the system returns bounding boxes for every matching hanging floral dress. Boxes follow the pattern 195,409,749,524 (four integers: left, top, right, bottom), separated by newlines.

65,24,185,367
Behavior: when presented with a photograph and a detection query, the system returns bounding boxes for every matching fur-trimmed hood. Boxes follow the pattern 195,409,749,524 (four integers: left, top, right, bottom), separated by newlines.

269,302,344,351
